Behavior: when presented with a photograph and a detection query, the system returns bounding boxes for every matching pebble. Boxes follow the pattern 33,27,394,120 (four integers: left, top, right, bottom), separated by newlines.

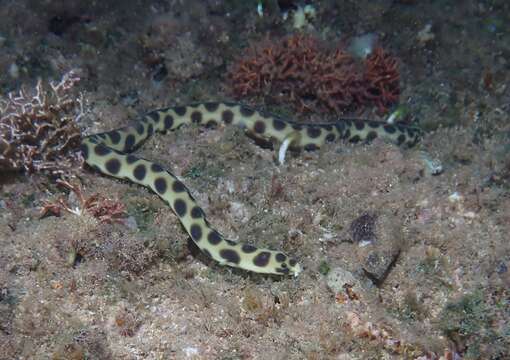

496,261,507,274
417,23,435,44
326,266,362,294
8,63,19,79
123,216,138,230
348,33,378,59
420,151,443,176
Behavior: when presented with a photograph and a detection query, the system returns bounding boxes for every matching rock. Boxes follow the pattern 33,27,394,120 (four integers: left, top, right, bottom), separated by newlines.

350,212,377,246
353,211,404,285
361,249,400,284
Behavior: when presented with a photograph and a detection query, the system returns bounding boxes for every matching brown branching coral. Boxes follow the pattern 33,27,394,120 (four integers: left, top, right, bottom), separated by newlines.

40,179,127,225
363,48,400,113
0,71,83,174
227,34,400,115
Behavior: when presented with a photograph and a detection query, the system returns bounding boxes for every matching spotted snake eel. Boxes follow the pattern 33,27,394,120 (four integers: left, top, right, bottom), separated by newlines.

80,102,421,276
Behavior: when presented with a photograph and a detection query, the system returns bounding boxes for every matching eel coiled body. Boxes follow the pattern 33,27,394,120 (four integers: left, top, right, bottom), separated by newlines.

80,102,421,276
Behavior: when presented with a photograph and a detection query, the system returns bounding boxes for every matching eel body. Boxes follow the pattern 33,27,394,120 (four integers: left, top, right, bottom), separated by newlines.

80,102,420,276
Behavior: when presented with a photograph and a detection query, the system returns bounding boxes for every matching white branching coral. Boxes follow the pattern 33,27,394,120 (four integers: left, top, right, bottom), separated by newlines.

0,70,84,174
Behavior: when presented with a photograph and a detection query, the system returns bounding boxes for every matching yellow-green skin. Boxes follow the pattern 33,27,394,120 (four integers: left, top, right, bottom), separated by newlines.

80,102,421,276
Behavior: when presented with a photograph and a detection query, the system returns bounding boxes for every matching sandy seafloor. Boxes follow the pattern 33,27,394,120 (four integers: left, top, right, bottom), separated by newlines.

0,1,509,359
